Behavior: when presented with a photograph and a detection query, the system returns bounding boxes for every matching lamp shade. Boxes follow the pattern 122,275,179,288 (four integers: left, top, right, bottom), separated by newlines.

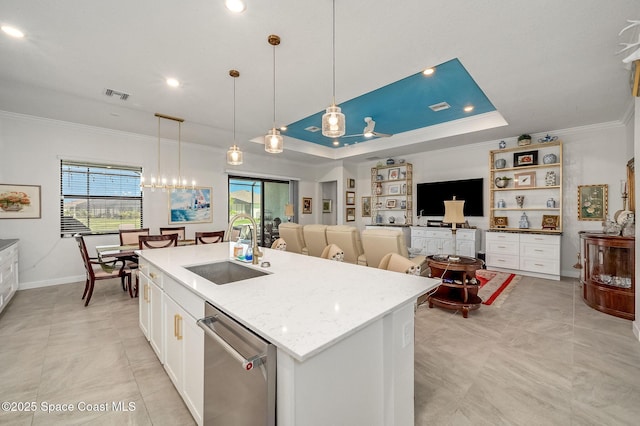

284,203,294,217
265,128,284,153
321,104,346,138
443,198,465,224
226,144,243,165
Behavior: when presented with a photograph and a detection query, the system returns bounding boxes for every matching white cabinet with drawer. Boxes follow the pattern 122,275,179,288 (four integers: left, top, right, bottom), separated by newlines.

485,231,561,280
411,227,480,258
0,240,19,314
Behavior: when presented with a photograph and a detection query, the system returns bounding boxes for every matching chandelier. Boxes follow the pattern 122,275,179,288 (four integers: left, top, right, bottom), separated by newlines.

321,0,345,138
227,69,244,165
140,113,196,191
264,34,283,153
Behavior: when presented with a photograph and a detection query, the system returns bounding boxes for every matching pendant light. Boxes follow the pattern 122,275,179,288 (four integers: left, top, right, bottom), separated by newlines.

264,34,283,153
321,0,345,138
227,69,244,165
141,113,194,191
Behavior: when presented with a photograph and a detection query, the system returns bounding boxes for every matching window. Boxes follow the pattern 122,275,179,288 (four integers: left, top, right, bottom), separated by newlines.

60,160,142,236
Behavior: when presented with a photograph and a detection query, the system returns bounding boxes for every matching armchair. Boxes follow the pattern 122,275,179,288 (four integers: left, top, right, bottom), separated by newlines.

278,223,308,255
361,228,427,275
303,224,328,257
326,225,365,265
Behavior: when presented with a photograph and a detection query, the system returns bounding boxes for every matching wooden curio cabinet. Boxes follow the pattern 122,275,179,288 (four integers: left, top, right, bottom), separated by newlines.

580,232,635,320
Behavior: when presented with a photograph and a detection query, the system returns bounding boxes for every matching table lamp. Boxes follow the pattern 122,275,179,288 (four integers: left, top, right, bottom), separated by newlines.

443,196,465,260
284,203,294,222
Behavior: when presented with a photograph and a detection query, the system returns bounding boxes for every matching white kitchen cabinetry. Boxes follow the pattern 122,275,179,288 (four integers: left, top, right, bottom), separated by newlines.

485,231,560,280
138,261,204,426
411,227,480,258
0,240,19,314
138,262,164,361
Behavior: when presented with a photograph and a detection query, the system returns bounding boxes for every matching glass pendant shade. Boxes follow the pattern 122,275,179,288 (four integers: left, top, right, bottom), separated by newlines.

322,104,346,138
227,144,243,165
265,128,283,153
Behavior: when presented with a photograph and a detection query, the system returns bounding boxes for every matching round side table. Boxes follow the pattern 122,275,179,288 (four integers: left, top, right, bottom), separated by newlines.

426,255,484,318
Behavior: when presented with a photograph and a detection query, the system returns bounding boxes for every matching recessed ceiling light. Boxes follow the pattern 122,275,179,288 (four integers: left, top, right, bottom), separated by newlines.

225,0,246,13
332,140,340,146
463,105,474,112
422,68,435,76
1,25,24,38
280,126,287,131
166,78,180,88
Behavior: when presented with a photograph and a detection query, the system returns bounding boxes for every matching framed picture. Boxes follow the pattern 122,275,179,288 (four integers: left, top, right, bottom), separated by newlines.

386,199,397,208
541,215,560,230
302,197,312,214
388,168,400,180
493,216,508,228
578,184,608,221
513,150,538,167
346,207,355,222
169,187,212,224
514,171,536,188
388,184,401,195
0,183,41,219
346,191,355,205
361,196,371,217
347,178,355,189
322,199,332,213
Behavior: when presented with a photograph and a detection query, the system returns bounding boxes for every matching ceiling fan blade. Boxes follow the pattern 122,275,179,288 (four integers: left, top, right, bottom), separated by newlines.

373,131,393,138
341,133,365,138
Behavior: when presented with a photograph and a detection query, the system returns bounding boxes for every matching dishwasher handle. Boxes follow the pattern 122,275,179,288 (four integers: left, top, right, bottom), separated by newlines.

197,316,264,371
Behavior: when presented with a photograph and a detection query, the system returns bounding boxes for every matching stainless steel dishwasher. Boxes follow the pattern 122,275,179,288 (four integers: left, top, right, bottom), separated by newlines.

197,302,276,426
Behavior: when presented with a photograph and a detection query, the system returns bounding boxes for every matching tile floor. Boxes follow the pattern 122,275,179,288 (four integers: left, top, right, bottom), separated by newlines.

0,275,639,425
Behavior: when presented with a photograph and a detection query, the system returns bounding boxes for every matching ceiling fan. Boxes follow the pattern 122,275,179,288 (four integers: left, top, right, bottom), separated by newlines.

342,117,393,139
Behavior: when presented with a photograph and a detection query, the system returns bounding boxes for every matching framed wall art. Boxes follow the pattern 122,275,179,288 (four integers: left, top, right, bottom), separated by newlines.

388,168,400,180
168,187,212,224
346,191,355,205
386,199,397,208
492,216,508,228
514,171,536,188
388,184,401,195
361,196,371,217
347,178,355,189
303,197,312,214
578,184,608,221
513,150,538,167
541,215,560,230
346,207,355,222
322,199,332,213
0,184,41,219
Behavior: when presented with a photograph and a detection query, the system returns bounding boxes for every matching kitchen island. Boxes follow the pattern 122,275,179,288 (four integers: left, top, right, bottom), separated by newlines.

137,242,439,425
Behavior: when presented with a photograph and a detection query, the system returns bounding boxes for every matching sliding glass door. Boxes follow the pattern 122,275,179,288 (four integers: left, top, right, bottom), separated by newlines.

228,177,291,247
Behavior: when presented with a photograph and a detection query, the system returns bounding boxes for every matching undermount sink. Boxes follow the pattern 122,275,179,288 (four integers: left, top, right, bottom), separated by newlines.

185,260,269,285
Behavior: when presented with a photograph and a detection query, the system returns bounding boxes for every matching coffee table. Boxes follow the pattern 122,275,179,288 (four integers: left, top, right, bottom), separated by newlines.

426,255,484,318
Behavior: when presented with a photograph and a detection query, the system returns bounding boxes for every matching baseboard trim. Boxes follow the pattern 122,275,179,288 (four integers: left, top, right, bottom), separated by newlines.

18,275,84,290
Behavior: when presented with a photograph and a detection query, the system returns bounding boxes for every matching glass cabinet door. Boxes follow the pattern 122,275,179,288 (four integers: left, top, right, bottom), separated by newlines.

586,242,632,289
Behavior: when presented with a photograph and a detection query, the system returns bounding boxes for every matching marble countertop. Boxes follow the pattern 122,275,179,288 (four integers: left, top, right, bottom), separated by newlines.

138,243,439,362
0,239,18,251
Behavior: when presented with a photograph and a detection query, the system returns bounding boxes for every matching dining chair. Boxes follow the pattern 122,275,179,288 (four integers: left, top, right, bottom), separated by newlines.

75,236,132,306
195,230,225,244
278,223,308,255
119,228,150,245
326,225,365,264
138,234,179,249
160,226,186,241
361,228,427,275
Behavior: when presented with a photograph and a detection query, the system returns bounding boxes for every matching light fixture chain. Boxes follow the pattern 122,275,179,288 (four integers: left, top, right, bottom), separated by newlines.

332,0,336,104
233,76,237,142
178,121,182,181
157,115,161,176
273,42,277,125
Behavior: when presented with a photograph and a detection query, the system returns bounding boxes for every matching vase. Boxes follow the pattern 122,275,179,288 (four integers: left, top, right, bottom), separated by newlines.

375,182,382,195
545,171,557,186
495,159,506,169
0,203,24,212
519,212,530,229
517,138,531,146
543,153,557,164
495,178,510,188
515,195,525,208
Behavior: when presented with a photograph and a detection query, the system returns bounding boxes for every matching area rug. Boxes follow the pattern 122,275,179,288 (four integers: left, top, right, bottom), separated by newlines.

476,270,521,307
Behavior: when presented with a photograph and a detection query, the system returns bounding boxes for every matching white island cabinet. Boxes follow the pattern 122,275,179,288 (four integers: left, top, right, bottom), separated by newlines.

137,242,438,426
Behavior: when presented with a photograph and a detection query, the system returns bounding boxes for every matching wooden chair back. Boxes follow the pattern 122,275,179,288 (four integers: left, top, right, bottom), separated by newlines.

138,234,179,249
195,231,225,245
120,228,150,245
160,226,186,241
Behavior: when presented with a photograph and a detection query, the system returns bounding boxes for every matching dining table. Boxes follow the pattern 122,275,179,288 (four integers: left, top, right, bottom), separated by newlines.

96,240,196,297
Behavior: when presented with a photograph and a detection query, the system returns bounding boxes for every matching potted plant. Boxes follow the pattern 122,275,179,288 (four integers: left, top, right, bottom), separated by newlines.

517,134,532,146
494,176,512,188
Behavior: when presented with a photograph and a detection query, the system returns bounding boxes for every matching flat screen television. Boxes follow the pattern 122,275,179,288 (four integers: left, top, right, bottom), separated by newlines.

416,178,484,217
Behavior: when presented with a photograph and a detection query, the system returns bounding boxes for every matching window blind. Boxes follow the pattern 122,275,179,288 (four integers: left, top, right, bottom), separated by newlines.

60,160,143,236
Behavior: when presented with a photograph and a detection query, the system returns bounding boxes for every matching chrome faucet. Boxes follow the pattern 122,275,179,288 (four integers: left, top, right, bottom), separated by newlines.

224,213,263,265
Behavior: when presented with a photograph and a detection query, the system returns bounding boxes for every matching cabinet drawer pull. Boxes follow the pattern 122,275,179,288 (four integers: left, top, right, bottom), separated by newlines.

144,284,149,303
534,263,545,267
534,249,544,252
498,245,507,249
174,314,183,340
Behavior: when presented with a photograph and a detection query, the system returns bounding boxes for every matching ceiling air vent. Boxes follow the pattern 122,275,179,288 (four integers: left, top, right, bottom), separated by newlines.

104,88,130,101
429,101,450,112
304,126,321,132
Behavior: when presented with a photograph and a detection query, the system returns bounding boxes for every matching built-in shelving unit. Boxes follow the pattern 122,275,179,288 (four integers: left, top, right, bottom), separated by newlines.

370,162,413,226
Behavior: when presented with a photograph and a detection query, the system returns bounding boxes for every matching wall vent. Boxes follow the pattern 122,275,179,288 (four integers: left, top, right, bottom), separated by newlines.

429,101,450,112
104,88,130,101
304,126,321,132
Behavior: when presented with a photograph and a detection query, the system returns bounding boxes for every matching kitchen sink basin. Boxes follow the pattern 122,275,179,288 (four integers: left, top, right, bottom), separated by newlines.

185,261,269,285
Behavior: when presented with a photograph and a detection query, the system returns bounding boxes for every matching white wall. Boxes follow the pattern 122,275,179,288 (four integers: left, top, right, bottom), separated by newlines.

0,111,324,288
